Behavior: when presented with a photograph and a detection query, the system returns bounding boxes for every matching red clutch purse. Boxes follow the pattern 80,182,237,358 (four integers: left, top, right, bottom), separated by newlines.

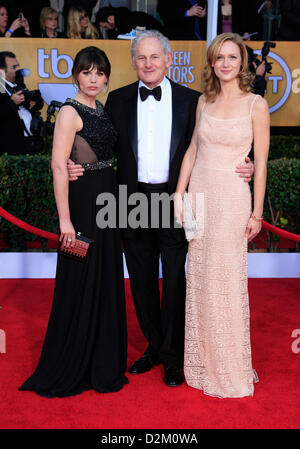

57,232,94,262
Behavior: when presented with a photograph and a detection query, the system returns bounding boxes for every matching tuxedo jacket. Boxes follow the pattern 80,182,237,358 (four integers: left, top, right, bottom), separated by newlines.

105,79,201,197
0,93,25,155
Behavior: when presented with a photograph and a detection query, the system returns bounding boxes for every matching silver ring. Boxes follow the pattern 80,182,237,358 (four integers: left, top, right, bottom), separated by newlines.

67,237,72,242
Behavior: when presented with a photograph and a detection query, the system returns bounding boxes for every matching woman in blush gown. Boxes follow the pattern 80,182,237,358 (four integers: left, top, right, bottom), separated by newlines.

19,47,128,397
175,33,270,398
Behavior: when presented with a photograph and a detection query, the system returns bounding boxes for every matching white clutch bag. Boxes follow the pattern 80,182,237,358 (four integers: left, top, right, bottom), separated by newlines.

183,192,197,242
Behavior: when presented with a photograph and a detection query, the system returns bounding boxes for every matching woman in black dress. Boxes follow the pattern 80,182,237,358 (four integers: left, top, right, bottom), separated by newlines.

19,46,128,397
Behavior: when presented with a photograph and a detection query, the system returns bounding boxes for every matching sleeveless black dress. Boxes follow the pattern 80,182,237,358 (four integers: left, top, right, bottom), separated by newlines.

19,99,128,397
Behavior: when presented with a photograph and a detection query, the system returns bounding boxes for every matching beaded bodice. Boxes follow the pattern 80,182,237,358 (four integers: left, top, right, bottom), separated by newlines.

64,98,117,164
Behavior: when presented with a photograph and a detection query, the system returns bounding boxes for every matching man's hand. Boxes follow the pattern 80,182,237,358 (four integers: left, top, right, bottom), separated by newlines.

187,5,206,18
29,100,37,110
67,158,84,181
235,156,254,182
11,90,25,105
253,60,266,78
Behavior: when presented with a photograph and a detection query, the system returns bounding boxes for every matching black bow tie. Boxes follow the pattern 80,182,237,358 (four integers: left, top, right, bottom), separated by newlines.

139,85,162,102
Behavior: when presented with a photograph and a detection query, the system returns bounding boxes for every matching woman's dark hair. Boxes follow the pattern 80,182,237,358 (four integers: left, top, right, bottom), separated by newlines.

72,46,111,82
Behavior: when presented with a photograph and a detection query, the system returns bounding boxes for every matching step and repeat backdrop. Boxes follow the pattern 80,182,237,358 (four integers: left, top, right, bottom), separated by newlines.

0,38,299,126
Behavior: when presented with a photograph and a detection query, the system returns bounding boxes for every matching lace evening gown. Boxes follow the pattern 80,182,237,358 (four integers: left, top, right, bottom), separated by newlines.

184,94,259,398
19,99,128,397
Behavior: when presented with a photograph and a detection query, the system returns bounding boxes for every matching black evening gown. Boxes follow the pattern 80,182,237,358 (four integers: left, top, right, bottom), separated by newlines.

19,99,128,397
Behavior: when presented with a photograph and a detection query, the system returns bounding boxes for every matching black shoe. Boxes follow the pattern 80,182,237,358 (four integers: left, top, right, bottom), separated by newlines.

163,366,184,387
128,354,160,374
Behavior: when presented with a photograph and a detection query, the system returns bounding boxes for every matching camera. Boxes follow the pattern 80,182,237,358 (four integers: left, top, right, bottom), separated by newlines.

253,41,276,74
10,85,42,110
41,100,62,137
247,41,276,75
260,41,276,73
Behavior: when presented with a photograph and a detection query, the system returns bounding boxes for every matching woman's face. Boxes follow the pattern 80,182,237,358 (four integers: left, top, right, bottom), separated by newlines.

0,7,8,29
45,14,58,31
212,40,242,83
76,66,108,98
79,11,89,30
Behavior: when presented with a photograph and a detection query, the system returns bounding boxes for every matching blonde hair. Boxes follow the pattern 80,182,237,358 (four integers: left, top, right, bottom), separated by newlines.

203,33,254,103
67,7,99,39
40,6,58,30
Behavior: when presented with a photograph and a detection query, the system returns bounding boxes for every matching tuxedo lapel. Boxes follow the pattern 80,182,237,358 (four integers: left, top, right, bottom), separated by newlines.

169,81,188,164
126,82,139,164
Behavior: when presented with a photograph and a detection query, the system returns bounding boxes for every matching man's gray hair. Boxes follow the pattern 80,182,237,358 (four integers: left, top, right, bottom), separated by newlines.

130,30,171,61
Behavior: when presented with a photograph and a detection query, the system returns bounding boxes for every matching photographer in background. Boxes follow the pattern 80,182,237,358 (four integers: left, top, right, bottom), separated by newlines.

0,56,25,155
0,52,44,155
247,41,276,98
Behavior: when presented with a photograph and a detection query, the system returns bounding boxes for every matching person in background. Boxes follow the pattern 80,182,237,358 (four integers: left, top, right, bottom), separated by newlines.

5,0,49,37
91,0,131,24
67,6,101,39
63,0,98,20
0,4,31,37
157,0,207,40
40,6,65,38
49,0,65,34
0,51,44,154
0,53,25,155
97,6,164,39
278,0,300,41
217,0,266,40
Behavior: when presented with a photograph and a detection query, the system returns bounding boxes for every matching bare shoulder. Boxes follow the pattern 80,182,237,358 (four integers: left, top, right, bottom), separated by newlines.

55,104,82,131
57,104,79,120
198,94,206,106
253,95,269,115
196,94,206,112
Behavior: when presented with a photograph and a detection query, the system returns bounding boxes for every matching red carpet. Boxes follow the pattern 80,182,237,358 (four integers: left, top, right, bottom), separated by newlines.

0,278,299,429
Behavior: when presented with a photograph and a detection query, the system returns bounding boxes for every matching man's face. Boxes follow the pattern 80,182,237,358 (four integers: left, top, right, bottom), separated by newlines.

99,15,115,31
5,57,20,83
132,37,172,89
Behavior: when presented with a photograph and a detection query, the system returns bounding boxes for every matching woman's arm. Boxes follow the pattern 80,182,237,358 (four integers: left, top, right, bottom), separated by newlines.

174,95,204,225
246,96,270,241
51,105,82,247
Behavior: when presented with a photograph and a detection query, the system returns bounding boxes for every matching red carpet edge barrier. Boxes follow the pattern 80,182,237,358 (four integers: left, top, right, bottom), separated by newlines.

0,205,299,242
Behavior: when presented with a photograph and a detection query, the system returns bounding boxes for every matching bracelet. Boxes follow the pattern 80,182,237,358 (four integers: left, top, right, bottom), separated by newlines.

251,213,263,222
7,28,13,35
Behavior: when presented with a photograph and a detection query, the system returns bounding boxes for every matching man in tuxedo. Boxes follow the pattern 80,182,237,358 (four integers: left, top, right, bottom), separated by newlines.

68,30,253,386
0,51,43,155
0,52,24,155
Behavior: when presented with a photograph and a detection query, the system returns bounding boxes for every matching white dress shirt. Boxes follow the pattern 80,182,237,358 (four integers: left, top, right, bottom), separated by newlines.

137,76,172,184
